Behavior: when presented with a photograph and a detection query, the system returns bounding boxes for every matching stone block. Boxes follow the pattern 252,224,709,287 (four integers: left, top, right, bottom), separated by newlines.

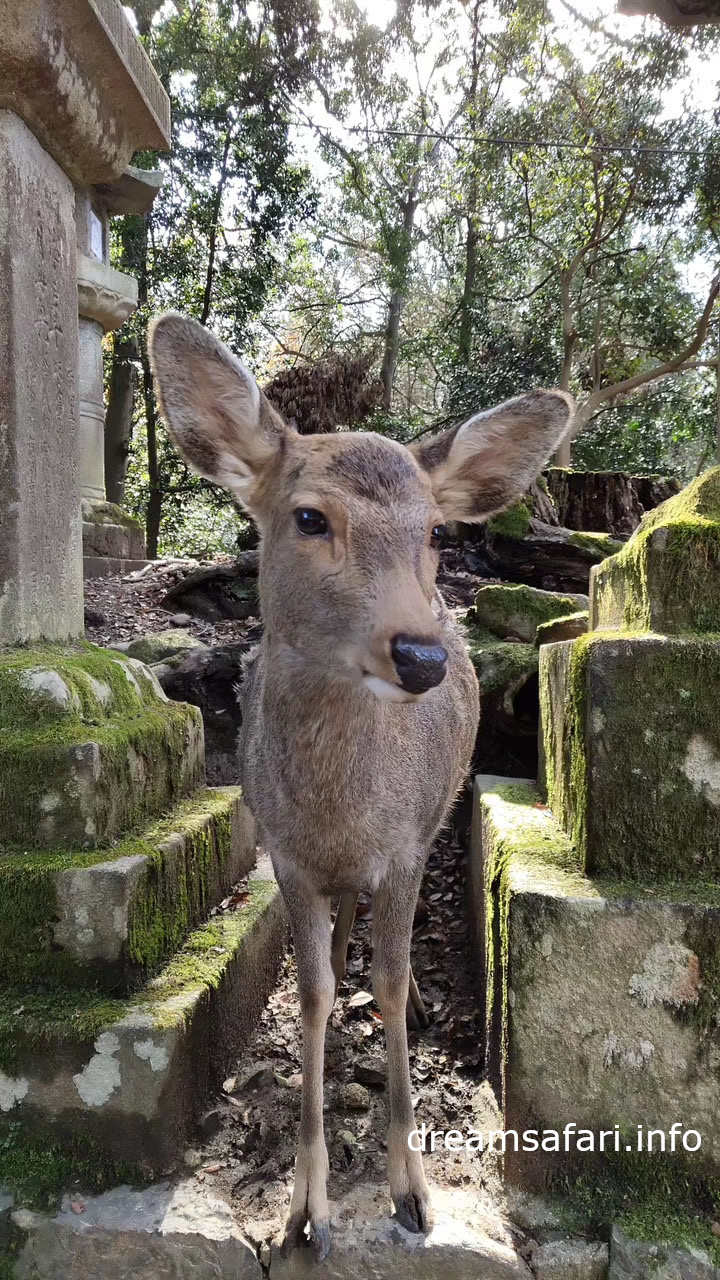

0,873,288,1172
0,645,205,849
82,501,146,561
127,630,208,665
591,468,720,636
470,778,720,1188
529,1239,609,1279
608,1226,719,1279
83,556,151,579
269,1183,530,1279
13,1181,260,1280
540,633,720,878
0,1,170,187
0,112,83,644
474,584,588,644
0,787,255,990
535,612,588,646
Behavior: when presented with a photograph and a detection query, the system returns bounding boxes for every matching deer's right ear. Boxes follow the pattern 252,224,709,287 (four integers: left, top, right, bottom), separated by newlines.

149,312,292,516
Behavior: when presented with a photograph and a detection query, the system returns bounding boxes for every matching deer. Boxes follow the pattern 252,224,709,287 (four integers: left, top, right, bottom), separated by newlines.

149,313,573,1262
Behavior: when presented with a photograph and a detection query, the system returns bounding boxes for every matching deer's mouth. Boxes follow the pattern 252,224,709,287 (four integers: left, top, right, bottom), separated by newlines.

361,671,419,703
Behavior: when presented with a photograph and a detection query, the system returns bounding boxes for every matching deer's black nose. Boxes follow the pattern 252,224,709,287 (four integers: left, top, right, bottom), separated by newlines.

391,634,448,694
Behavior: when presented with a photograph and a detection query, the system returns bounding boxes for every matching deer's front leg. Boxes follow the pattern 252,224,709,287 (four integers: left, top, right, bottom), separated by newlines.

279,882,334,1262
372,867,432,1235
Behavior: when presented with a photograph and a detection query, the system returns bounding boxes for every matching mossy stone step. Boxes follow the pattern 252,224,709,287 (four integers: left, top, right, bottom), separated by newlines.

474,583,588,645
0,868,288,1176
590,466,720,635
0,787,255,991
470,776,720,1195
0,645,204,849
540,631,720,878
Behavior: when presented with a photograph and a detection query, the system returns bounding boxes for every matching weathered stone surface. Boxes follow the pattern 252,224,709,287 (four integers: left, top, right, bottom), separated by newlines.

269,1184,530,1279
0,1,170,187
0,112,83,644
535,612,588,646
470,778,720,1187
77,252,139,332
590,469,720,635
0,645,205,849
475,517,622,594
13,1181,260,1279
530,1238,609,1279
475,584,588,644
0,787,255,989
0,871,288,1170
608,1226,719,1279
540,632,720,877
127,629,209,665
82,501,146,561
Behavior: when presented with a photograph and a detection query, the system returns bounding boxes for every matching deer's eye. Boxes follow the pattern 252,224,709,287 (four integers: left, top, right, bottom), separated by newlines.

430,523,447,546
294,507,329,537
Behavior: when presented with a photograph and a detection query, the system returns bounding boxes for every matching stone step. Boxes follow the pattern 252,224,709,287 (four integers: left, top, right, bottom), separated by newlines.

0,860,287,1175
83,556,152,579
0,786,255,991
0,645,204,848
8,1182,533,1280
470,775,720,1193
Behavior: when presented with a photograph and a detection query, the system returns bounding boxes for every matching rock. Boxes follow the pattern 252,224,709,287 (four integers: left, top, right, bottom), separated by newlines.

183,1149,203,1169
591,468,720,635
270,1183,530,1278
461,620,539,738
535,611,588,646
84,606,106,627
530,1239,609,1279
479,518,622,594
540,632,720,878
159,644,253,785
474,584,588,644
161,555,259,622
504,1189,561,1233
470,777,720,1190
354,1057,388,1088
169,612,193,626
126,628,208,665
13,1181,261,1279
545,468,680,539
608,1225,719,1279
339,1082,372,1112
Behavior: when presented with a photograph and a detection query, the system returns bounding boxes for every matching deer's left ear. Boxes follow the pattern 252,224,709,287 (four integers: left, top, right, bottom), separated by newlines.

410,390,574,522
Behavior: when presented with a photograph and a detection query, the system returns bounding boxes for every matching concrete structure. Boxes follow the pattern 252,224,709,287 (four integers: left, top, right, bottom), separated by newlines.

0,0,169,642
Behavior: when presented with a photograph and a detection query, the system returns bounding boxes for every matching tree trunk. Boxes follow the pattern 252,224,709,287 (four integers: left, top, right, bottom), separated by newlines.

104,336,137,505
458,209,478,368
380,182,420,411
141,340,161,559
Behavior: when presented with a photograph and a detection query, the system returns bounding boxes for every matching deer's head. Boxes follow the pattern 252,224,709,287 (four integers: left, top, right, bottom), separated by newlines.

150,315,573,701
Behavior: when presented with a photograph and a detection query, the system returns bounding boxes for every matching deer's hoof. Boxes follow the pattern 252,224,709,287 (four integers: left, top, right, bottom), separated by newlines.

280,1213,332,1263
312,1220,332,1262
395,1190,430,1234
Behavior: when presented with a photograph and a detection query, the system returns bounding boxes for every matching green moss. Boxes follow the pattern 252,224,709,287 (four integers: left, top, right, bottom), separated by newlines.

541,630,720,877
0,787,242,988
461,620,538,696
0,642,162,730
593,467,720,634
0,1255,16,1280
0,880,276,1073
82,501,143,533
0,695,202,851
553,1155,720,1265
487,500,532,541
474,583,586,643
0,1124,145,1211
568,530,623,557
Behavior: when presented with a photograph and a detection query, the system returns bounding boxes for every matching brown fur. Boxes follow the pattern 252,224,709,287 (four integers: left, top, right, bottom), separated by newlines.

149,313,574,1260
